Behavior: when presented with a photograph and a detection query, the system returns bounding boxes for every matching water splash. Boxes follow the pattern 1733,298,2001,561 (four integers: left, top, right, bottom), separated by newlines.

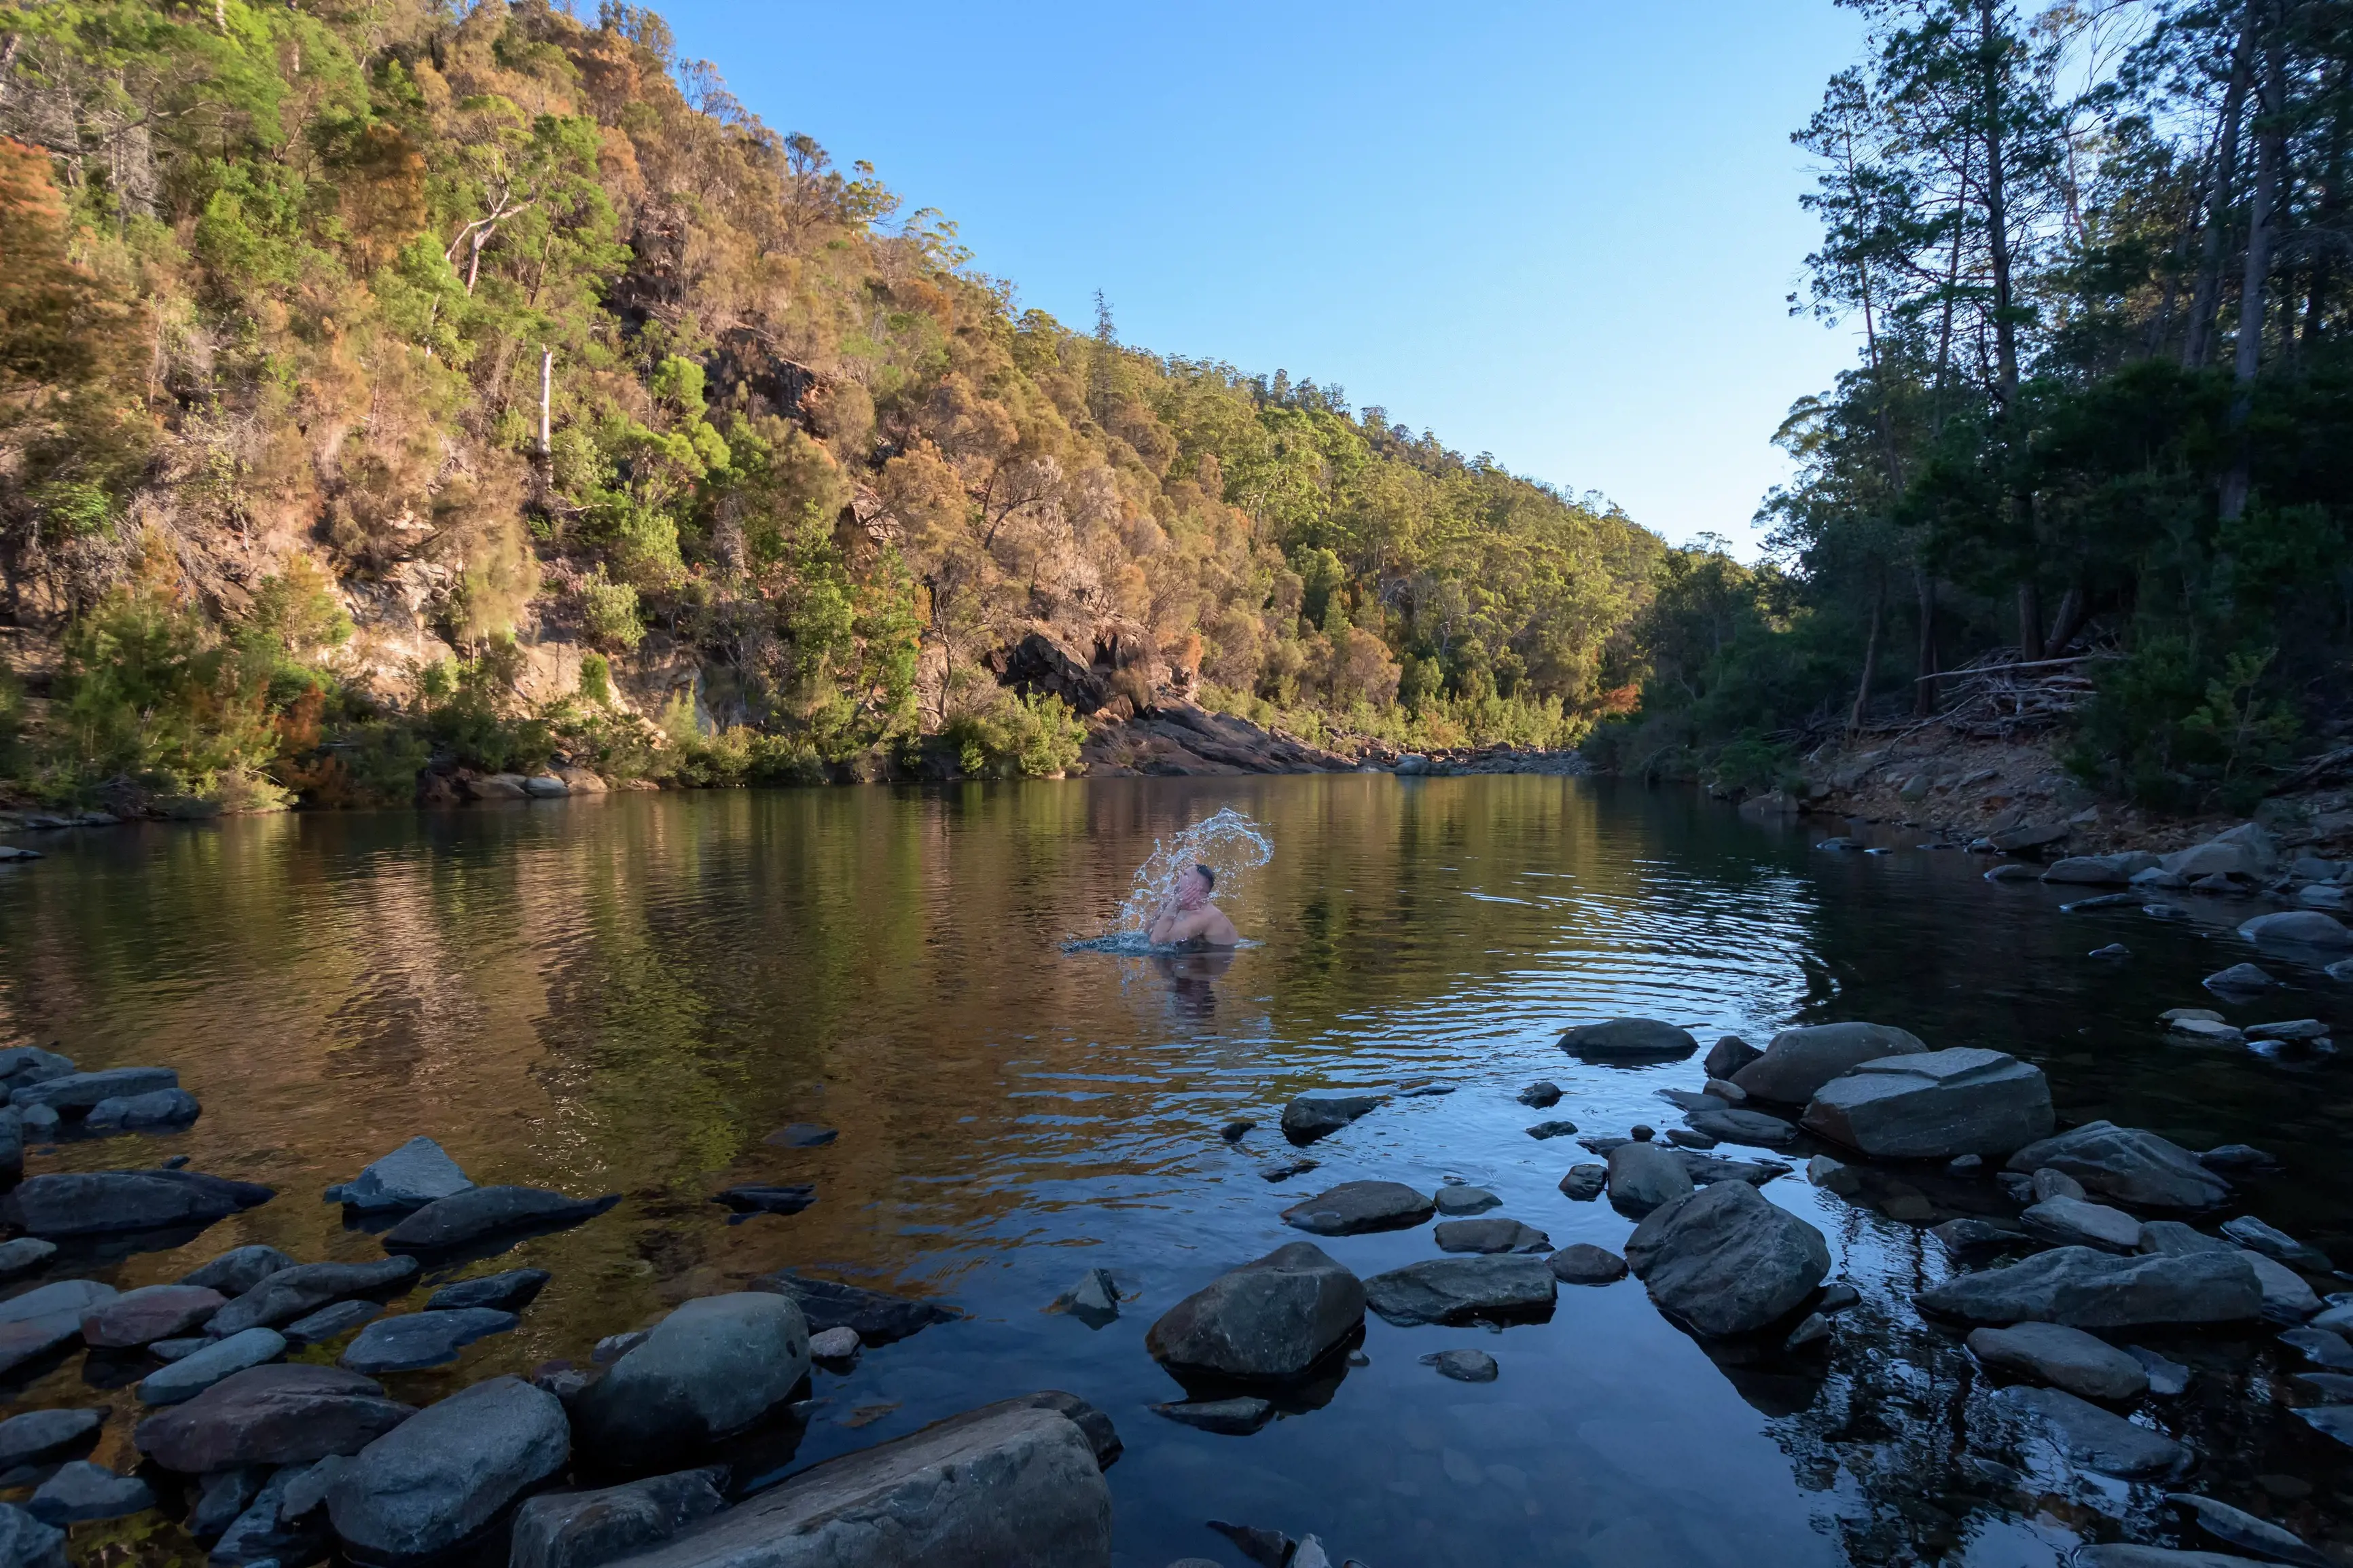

1065,806,1273,952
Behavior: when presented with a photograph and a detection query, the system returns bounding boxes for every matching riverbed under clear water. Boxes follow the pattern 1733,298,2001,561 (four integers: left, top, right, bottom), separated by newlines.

3,776,2352,1567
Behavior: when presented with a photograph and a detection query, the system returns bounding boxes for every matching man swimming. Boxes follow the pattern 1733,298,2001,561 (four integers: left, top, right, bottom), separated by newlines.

1147,863,1239,947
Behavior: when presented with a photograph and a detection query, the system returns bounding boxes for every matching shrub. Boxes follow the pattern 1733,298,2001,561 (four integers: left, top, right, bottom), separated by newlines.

578,571,645,650
939,690,1087,779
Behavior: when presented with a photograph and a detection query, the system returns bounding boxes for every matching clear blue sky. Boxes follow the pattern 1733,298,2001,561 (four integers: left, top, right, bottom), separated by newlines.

651,2,1867,550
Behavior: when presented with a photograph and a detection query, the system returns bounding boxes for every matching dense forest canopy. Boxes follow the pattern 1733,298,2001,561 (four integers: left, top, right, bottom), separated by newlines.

0,0,1664,805
1598,0,2353,811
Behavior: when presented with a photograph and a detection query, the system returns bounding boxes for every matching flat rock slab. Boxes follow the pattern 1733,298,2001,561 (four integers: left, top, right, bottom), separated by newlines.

2166,1493,2331,1567
1995,1384,2191,1478
327,1375,569,1565
1731,1023,1927,1105
1432,1186,1500,1216
340,1309,520,1374
10,1068,177,1111
27,1461,154,1525
2022,1196,2145,1253
426,1269,551,1313
1548,1244,1628,1285
1967,1321,2149,1400
1146,1243,1364,1379
1420,1349,1498,1382
1916,1246,2261,1327
179,1245,296,1297
573,1294,812,1461
283,1300,381,1347
2007,1121,2231,1210
81,1284,224,1349
1279,1181,1433,1237
2077,1548,2302,1568
136,1364,415,1472
1624,1180,1830,1338
0,1410,103,1471
1151,1398,1273,1436
324,1137,474,1212
1672,1152,1791,1186
1683,1106,1799,1146
751,1272,960,1345
511,1468,730,1568
210,1256,421,1337
1362,1256,1555,1326
2279,1327,2353,1370
1278,1094,1386,1144
138,1328,287,1405
2221,1216,2329,1270
1,1169,274,1237
84,1089,200,1131
581,1400,1111,1568
2239,911,2353,948
1801,1047,2053,1159
1558,1018,1696,1060
381,1186,619,1252
0,1239,57,1281
1433,1218,1551,1254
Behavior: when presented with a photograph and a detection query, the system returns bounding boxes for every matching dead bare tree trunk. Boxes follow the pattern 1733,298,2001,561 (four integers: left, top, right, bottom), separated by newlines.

1914,569,1940,716
2186,5,2258,371
2221,7,2284,524
1850,579,1885,735
538,348,554,464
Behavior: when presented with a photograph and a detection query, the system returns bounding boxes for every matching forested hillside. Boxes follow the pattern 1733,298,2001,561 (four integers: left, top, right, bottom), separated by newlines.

0,0,1662,808
1596,0,2353,813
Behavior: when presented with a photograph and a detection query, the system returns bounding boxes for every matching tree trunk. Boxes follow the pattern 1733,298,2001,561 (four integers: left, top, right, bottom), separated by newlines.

2185,6,2257,371
2220,10,2284,524
2017,580,2045,663
1914,569,1940,716
1978,0,2019,411
2045,583,2087,655
1849,581,1884,736
538,348,554,464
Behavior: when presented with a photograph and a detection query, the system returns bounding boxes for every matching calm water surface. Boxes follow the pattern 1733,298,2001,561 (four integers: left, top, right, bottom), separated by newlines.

3,777,2352,1567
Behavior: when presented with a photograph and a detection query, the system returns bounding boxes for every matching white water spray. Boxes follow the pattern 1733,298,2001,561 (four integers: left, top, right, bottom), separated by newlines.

1067,806,1274,951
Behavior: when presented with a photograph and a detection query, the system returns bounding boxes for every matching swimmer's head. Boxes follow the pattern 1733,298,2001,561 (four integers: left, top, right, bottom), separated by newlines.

1178,863,1214,908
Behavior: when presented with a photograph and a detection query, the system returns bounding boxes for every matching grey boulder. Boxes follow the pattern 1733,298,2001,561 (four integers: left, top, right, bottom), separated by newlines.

9,1068,176,1112
0,1281,115,1378
1966,1321,2149,1400
573,1294,812,1464
285,1300,383,1347
1681,1106,1798,1146
324,1137,475,1212
1915,1246,2261,1326
425,1268,551,1313
1704,1035,1762,1080
511,1468,728,1568
210,1256,421,1337
1362,1256,1556,1326
2005,1121,2231,1210
26,1461,153,1525
0,1239,56,1281
1145,1243,1363,1379
1276,1094,1384,1144
1605,1140,1693,1215
1548,1244,1628,1284
0,1410,103,1472
380,1186,619,1251
0,1169,274,1237
1431,1185,1500,1216
0,1504,62,1568
180,1244,297,1297
83,1089,200,1131
1801,1048,2053,1158
1623,1180,1829,1338
2221,1216,2329,1270
339,1309,518,1373
1558,1018,1696,1059
80,1283,224,1347
2166,1493,2331,1568
576,1400,1109,1568
2238,910,2353,948
327,1375,569,1565
1994,1385,2190,1478
1278,1181,1433,1237
1558,1163,1606,1201
137,1328,287,1405
1731,1022,1928,1105
2021,1196,2145,1253
134,1364,414,1472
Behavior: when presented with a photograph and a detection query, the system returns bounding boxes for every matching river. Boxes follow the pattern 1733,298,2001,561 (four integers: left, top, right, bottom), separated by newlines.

2,776,2349,1567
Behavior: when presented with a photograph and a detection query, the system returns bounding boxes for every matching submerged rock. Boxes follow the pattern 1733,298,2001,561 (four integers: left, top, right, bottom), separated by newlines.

1558,1019,1696,1060
425,1268,551,1313
569,1400,1110,1568
1966,1321,2149,1400
1731,1022,1928,1105
1150,1398,1272,1436
0,1169,274,1237
1623,1180,1829,1338
0,1504,62,1568
210,1257,421,1337
1801,1048,2053,1158
750,1272,959,1345
1145,1243,1363,1379
26,1461,153,1525
1916,1246,2261,1326
380,1186,619,1252
180,1245,298,1298
573,1294,811,1464
1278,1093,1386,1144
1547,1244,1627,1285
327,1375,569,1565
1432,1218,1551,1254
323,1137,474,1212
2165,1493,2331,1567
510,1467,730,1568
1997,1385,2191,1477
340,1309,519,1374
0,1239,56,1282
134,1364,415,1472
1278,1181,1433,1237
1420,1349,1498,1383
711,1184,816,1220
83,1089,200,1131
9,1067,177,1112
1362,1256,1555,1326
2005,1121,2231,1210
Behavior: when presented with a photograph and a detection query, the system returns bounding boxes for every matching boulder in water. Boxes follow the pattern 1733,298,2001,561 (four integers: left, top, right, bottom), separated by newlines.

1915,1246,2261,1326
1623,1180,1829,1337
2238,910,2353,949
134,1364,415,1472
179,1245,297,1298
1801,1048,2053,1158
749,1272,959,1345
209,1257,421,1337
26,1461,154,1525
1277,1093,1386,1144
2006,1121,2230,1210
9,1068,177,1112
1547,1244,1628,1285
326,1376,569,1565
571,1294,811,1465
0,1410,103,1472
323,1138,474,1212
83,1089,200,1131
1704,1035,1761,1080
1604,1141,1692,1215
425,1269,551,1313
1731,1023,1928,1104
2020,1196,2146,1253
80,1284,224,1348
1278,1181,1433,1236
1558,1018,1696,1060
137,1328,287,1405
339,1309,520,1374
1994,1385,2191,1478
1145,1243,1363,1379
1361,1256,1555,1326
2165,1493,2331,1567
1966,1321,2149,1400
0,1169,273,1238
1432,1218,1551,1254
380,1186,619,1252
510,1468,729,1568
